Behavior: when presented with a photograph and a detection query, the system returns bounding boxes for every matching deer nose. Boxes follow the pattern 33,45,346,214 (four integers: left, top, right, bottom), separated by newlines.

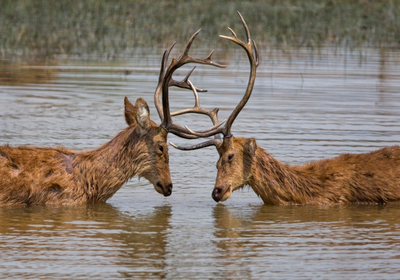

164,183,173,197
212,187,222,202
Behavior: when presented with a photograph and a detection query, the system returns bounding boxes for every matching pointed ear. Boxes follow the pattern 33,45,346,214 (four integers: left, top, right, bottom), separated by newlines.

135,98,151,129
245,138,257,157
124,97,137,126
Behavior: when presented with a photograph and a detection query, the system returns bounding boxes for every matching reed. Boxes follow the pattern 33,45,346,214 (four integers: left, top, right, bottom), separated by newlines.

1,0,399,59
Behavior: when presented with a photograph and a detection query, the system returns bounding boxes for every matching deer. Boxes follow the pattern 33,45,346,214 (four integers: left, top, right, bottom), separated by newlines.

0,29,226,206
171,12,400,205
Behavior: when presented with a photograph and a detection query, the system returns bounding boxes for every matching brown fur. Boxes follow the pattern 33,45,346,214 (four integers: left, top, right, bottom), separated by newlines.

213,137,400,205
0,97,172,206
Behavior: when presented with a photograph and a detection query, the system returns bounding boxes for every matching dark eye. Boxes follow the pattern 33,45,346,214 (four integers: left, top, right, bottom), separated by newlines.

228,154,234,161
159,145,164,153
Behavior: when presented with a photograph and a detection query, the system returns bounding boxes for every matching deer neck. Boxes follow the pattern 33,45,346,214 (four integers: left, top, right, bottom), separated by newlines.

248,145,323,205
75,126,149,202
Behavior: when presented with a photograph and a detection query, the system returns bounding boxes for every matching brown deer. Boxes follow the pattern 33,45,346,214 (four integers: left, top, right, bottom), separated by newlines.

172,12,400,205
0,30,225,206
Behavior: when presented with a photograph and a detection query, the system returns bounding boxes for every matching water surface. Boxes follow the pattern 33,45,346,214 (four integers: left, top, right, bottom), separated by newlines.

1,48,400,279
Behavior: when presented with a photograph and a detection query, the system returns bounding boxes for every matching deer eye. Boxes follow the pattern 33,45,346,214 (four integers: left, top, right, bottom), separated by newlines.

158,145,164,153
228,154,234,161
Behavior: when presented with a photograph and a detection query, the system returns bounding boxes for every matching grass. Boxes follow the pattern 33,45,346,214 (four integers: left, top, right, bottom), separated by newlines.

1,0,399,60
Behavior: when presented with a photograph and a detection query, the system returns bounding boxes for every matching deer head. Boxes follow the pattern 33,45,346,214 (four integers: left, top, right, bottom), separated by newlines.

170,12,259,202
213,136,257,201
123,96,172,196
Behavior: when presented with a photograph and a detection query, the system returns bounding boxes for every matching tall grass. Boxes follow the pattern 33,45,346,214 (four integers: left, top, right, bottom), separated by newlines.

1,0,399,59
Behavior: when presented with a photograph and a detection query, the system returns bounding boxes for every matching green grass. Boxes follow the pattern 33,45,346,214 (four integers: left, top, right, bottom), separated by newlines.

1,0,399,60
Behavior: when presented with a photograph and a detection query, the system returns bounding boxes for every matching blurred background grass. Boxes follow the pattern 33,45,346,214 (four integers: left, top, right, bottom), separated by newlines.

1,0,399,60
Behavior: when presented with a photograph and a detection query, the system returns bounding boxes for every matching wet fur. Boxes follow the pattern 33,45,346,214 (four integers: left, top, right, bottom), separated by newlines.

221,137,400,205
0,98,170,206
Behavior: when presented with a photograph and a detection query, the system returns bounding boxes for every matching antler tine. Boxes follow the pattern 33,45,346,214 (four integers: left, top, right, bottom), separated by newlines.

169,67,207,92
183,29,202,57
160,42,176,83
170,138,222,151
171,79,201,116
171,80,212,116
155,42,176,120
172,80,226,131
252,39,260,67
170,80,223,150
237,11,251,45
159,29,226,138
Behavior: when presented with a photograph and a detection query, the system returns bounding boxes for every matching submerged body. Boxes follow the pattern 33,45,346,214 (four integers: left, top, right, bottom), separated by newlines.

0,135,145,206
0,97,172,206
214,137,400,205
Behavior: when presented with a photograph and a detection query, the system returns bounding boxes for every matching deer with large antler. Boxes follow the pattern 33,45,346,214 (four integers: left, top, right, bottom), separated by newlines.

173,12,400,205
0,29,225,206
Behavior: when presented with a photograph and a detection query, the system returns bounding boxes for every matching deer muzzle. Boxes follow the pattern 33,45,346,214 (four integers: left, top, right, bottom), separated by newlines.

212,185,232,202
156,182,173,197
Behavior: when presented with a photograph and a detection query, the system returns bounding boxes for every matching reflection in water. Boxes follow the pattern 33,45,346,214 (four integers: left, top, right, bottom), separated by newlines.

213,204,400,278
0,204,172,278
0,63,58,85
212,205,252,279
116,205,172,279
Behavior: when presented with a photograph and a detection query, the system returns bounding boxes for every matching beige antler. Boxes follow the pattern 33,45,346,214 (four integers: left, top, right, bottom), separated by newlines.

154,29,226,139
171,11,259,150
169,80,223,150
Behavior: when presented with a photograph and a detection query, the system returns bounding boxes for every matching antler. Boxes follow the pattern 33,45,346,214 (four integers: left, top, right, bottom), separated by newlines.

171,11,259,149
154,29,226,139
170,80,223,150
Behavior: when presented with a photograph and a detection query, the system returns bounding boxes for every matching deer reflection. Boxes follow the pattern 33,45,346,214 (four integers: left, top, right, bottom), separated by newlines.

212,204,253,279
0,204,172,278
213,203,400,234
212,204,400,276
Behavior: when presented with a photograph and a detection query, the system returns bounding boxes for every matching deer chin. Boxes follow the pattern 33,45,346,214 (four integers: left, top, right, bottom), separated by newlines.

220,183,245,201
139,173,172,197
219,186,232,202
154,182,164,195
154,182,173,197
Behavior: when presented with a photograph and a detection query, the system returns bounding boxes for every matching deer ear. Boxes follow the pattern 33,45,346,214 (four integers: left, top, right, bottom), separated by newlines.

135,98,151,129
245,138,257,157
124,97,137,126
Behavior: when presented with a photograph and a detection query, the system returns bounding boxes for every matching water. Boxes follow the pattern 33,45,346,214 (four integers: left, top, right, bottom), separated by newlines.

1,48,400,279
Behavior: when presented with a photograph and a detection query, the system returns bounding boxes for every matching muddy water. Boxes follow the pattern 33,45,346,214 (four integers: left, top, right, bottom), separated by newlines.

0,48,400,279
